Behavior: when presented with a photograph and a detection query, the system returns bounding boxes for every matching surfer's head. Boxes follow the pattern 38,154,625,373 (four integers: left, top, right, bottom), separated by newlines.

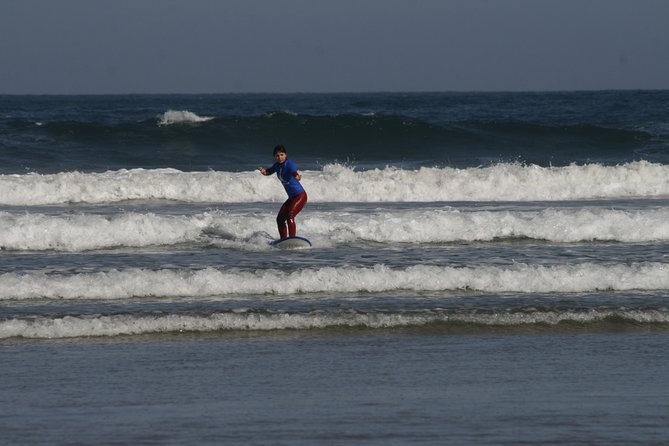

273,144,287,163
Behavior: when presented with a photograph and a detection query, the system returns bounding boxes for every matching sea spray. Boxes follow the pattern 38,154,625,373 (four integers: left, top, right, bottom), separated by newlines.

157,110,214,126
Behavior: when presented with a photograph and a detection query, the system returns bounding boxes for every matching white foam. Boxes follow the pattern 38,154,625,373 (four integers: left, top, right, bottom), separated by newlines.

0,162,667,205
2,308,668,339
0,211,209,251
157,110,213,126
309,161,669,202
304,207,669,244
0,168,283,205
0,263,667,301
1,207,667,251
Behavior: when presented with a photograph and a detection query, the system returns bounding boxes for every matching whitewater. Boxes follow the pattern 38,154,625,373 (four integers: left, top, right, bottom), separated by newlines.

2,91,668,342
0,263,667,301
1,205,669,251
0,161,667,205
4,308,669,339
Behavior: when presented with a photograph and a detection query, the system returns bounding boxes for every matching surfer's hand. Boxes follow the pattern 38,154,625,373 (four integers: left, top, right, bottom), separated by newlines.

258,167,267,175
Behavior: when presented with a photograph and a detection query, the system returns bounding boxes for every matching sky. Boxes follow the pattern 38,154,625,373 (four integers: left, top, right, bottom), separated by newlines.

1,0,668,94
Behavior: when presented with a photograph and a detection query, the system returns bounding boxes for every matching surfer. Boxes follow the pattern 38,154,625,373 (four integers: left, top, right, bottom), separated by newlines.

259,145,308,239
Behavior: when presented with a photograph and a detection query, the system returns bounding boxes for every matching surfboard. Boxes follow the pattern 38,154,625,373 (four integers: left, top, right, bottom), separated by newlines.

269,236,312,250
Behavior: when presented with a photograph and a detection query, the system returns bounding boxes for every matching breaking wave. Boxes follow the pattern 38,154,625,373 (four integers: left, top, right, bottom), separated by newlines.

0,161,667,205
3,307,669,339
0,263,667,301
1,206,669,251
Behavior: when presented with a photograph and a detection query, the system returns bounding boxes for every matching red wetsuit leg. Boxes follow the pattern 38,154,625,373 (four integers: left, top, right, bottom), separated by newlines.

287,192,307,237
276,192,307,238
277,200,289,239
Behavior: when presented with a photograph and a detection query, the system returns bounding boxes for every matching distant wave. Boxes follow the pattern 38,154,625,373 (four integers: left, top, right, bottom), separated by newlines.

6,110,667,174
0,263,667,301
1,207,668,251
31,111,659,143
157,110,214,126
3,307,669,339
0,161,667,206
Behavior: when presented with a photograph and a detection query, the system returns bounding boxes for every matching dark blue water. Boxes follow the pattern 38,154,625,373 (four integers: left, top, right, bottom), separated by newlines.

2,91,668,173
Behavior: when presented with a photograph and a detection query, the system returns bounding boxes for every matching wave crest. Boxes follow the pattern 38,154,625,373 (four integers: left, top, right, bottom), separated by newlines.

0,263,667,301
1,207,668,252
3,308,669,339
0,161,667,205
157,110,214,126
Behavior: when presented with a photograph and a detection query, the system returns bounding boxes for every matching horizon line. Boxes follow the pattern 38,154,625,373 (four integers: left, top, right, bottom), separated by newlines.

1,88,667,96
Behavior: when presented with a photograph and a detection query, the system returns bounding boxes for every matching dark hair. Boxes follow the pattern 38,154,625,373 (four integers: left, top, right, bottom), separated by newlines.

273,144,286,155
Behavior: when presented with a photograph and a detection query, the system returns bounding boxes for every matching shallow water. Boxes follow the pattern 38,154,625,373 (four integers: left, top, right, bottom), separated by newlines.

3,331,668,445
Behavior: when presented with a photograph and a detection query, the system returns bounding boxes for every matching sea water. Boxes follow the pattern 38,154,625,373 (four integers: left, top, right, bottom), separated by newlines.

1,91,669,444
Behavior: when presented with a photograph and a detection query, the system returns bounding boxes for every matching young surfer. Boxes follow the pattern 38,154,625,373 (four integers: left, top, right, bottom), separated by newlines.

258,145,308,239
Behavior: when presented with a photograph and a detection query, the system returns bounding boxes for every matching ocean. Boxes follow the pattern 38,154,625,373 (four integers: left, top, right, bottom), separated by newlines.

1,91,668,444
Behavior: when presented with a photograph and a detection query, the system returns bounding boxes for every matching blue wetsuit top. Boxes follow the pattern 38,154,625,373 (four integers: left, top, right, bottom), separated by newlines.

267,159,305,197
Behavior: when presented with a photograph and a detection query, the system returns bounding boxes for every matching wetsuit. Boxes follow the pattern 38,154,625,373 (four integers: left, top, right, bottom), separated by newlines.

266,159,307,239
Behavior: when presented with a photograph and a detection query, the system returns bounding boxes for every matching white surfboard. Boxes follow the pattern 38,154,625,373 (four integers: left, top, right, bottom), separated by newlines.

269,236,312,250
